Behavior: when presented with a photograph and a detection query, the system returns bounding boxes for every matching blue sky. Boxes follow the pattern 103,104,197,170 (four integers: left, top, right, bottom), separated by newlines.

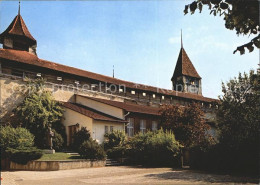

0,1,258,98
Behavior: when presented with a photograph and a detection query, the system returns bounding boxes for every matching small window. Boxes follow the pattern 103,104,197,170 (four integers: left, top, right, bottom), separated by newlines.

140,120,146,134
127,118,134,137
105,126,109,134
153,94,156,98
110,126,114,132
119,88,124,93
75,80,79,84
131,90,135,95
36,73,41,77
152,121,158,131
162,96,165,100
202,102,204,107
143,92,146,96
57,77,62,81
209,104,212,108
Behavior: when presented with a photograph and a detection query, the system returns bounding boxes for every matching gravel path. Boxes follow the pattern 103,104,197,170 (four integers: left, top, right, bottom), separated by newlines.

1,166,258,185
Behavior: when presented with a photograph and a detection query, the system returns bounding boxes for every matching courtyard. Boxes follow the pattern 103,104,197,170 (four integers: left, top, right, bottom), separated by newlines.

1,166,258,185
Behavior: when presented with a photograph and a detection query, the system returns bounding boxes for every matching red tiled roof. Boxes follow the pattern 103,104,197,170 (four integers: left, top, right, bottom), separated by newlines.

78,95,161,116
172,48,201,80
0,49,217,103
0,15,36,44
62,102,127,123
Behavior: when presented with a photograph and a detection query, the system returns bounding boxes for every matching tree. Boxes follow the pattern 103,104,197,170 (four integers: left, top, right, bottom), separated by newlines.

14,78,64,148
217,70,259,148
184,0,260,55
160,102,214,148
214,70,260,174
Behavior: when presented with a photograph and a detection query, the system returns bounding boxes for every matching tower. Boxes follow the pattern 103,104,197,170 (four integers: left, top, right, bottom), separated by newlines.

0,1,37,55
171,31,202,95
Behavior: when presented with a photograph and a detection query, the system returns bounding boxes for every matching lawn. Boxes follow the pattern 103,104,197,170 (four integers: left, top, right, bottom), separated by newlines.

37,152,82,161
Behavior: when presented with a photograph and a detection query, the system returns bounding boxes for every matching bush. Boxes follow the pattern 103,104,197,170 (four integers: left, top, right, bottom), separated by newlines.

52,130,64,151
0,126,35,157
128,129,181,166
79,139,106,160
104,130,127,150
72,127,91,151
106,146,127,159
0,126,42,164
190,143,259,175
6,147,43,165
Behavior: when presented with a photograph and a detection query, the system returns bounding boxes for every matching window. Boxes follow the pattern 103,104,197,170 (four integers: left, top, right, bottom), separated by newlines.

153,94,156,98
131,90,135,95
152,121,158,131
110,126,114,132
75,80,79,84
36,73,41,77
57,77,62,81
127,118,134,137
105,126,109,134
140,120,146,134
119,88,124,93
162,96,165,100
143,92,146,96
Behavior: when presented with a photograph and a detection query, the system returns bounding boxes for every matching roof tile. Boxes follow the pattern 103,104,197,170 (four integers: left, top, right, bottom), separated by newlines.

62,102,127,123
0,49,217,103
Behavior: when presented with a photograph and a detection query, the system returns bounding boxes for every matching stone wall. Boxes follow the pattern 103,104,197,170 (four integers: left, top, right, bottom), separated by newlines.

9,160,106,171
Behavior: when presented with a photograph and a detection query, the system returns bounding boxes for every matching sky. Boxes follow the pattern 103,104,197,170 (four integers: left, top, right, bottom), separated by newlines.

0,1,259,99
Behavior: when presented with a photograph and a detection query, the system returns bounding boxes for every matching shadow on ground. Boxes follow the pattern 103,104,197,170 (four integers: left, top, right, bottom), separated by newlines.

144,170,259,184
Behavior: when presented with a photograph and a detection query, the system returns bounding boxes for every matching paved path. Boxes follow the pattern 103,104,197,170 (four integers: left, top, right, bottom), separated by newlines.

1,166,258,185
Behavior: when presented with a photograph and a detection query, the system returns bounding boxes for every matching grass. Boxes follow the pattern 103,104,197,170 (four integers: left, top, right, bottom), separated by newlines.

37,152,83,161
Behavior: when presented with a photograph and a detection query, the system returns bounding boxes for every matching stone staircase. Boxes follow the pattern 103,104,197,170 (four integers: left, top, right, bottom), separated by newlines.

106,159,120,166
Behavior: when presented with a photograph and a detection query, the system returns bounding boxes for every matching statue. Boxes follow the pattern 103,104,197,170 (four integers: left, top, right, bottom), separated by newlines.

47,126,54,150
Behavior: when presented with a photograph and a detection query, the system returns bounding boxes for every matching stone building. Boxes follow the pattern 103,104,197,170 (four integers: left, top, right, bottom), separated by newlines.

0,10,217,144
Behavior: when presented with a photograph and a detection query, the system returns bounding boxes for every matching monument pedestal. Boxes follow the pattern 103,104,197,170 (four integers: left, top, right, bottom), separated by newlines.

43,149,55,154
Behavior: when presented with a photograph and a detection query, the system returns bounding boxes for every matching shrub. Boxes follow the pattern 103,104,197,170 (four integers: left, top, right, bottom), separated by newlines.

52,130,64,151
128,129,181,166
104,130,127,150
106,146,127,159
72,127,91,151
0,126,34,157
79,139,106,160
0,126,42,164
6,147,43,165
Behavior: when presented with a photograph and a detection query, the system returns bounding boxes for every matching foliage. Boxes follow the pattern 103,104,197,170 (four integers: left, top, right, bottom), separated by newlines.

217,70,259,148
127,129,181,166
160,102,214,148
190,71,259,175
79,139,106,160
52,130,64,151
106,146,127,159
6,147,43,165
72,127,91,151
184,0,260,55
0,126,42,164
104,130,127,150
0,126,35,157
14,78,64,148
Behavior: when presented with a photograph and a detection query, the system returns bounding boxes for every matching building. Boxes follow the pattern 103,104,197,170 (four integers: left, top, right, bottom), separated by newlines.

0,9,217,144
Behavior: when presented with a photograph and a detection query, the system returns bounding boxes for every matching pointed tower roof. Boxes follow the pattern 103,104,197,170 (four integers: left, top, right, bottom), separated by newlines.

171,47,201,80
0,14,36,45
